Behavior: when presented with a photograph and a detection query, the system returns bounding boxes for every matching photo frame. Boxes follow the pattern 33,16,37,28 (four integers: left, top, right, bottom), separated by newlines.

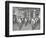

5,1,45,37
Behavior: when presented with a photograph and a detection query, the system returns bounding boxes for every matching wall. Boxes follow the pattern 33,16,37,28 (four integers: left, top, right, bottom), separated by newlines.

0,0,46,38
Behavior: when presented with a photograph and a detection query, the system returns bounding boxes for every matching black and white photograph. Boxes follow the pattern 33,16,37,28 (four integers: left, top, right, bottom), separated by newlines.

5,1,45,37
13,7,40,31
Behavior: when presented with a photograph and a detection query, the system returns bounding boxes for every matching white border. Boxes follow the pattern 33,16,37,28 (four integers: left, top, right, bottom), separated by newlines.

9,3,43,35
